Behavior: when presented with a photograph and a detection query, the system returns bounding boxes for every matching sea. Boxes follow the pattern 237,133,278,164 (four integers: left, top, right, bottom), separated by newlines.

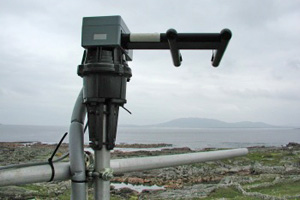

0,124,299,149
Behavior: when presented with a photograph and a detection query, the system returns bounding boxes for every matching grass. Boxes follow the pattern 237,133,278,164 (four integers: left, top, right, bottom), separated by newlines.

240,174,277,187
20,184,50,198
203,180,300,200
203,187,257,200
247,179,300,197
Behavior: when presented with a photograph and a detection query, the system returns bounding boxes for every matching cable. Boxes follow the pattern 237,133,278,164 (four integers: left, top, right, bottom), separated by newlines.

0,121,89,171
84,120,88,133
48,132,68,182
0,153,69,170
0,134,70,171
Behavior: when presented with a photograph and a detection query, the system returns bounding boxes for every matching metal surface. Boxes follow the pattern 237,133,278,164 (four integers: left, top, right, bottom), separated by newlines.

81,16,132,60
129,33,160,42
0,148,248,187
211,29,232,67
0,162,70,186
122,29,232,67
69,89,87,200
166,29,182,67
78,48,131,151
112,148,248,173
94,106,111,200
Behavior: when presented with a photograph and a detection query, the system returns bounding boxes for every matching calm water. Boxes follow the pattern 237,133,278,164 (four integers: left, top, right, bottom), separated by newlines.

0,125,299,149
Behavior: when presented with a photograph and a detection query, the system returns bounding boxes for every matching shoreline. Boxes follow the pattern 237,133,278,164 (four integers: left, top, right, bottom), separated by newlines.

2,140,297,149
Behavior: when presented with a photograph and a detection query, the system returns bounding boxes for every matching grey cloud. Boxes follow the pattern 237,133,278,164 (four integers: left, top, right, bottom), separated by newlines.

0,0,300,126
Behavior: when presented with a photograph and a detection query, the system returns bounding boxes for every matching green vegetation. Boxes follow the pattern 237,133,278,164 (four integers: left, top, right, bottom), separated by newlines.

247,179,300,197
204,187,256,200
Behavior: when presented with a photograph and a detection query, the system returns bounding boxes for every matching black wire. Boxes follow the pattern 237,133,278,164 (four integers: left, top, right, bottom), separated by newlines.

84,120,88,133
121,106,132,114
48,132,68,182
0,152,69,170
0,121,88,171
81,50,86,64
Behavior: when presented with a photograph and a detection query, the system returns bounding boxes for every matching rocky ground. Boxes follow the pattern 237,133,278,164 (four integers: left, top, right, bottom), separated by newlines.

0,142,300,199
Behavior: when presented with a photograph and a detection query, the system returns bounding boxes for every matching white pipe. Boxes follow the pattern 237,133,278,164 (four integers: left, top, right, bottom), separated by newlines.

0,148,248,187
0,162,70,186
111,148,248,173
68,89,87,200
130,33,160,42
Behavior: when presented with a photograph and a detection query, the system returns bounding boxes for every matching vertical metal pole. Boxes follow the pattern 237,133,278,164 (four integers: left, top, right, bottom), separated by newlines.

94,106,111,200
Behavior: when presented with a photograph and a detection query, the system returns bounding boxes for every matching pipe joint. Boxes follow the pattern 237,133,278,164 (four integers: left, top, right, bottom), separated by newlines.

101,168,114,181
89,168,114,181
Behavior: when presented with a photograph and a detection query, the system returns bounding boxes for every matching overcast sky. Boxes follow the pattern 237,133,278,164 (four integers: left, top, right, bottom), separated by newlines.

0,0,300,126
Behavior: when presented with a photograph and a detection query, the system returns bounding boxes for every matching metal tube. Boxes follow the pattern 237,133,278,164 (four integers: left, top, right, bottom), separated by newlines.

0,148,248,187
111,148,248,173
122,32,222,50
69,89,87,200
129,33,160,42
211,29,232,67
166,29,182,67
69,122,85,181
94,150,111,200
124,42,219,50
70,89,86,123
0,162,70,186
94,106,111,200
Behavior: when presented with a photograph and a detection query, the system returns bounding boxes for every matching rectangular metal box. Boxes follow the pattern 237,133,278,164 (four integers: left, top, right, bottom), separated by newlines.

81,15,132,60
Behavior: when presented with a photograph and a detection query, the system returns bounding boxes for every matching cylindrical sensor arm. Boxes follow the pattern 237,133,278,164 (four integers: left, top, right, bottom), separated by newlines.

122,29,232,67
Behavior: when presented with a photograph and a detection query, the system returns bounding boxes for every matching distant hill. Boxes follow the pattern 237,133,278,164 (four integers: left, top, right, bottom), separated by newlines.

148,117,276,128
